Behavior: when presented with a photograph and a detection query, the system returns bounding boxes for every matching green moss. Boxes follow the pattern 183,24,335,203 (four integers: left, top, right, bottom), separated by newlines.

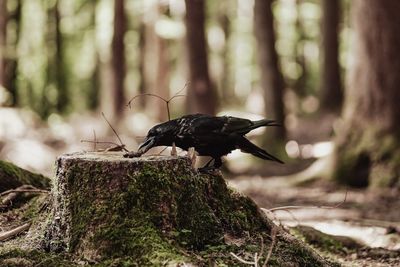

0,160,50,191
0,249,74,267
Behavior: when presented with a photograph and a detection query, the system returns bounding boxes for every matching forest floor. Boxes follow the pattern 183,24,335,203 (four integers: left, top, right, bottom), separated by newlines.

228,175,400,266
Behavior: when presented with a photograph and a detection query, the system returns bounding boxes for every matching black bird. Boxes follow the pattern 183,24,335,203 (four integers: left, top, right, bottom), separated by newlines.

129,114,283,170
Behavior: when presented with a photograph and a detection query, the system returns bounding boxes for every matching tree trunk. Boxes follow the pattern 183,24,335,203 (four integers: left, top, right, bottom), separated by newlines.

254,0,286,142
5,0,21,107
54,0,68,114
87,0,99,111
294,0,307,98
137,21,147,109
0,0,7,96
218,6,233,103
184,0,217,115
320,0,342,113
111,0,126,119
333,0,400,187
36,152,332,265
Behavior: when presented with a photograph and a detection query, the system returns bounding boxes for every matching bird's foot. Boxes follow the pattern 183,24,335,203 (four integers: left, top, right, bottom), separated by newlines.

123,151,143,158
197,166,221,175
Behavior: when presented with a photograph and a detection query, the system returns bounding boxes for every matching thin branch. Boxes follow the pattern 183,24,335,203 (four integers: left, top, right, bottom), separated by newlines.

263,227,277,267
126,82,189,120
101,112,125,147
230,252,255,265
0,187,49,197
81,140,122,147
0,222,31,241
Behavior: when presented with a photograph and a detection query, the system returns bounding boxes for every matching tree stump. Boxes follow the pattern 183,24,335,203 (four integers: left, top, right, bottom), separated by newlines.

39,152,334,266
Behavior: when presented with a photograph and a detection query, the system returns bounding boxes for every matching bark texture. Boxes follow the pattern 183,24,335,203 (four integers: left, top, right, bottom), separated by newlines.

320,0,342,112
334,0,400,187
185,0,217,115
254,0,286,142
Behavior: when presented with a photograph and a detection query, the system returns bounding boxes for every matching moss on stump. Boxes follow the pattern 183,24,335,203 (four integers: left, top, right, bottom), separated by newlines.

1,152,335,266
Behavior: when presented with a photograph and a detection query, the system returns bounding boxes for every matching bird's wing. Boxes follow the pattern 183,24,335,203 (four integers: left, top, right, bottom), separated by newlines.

214,116,278,135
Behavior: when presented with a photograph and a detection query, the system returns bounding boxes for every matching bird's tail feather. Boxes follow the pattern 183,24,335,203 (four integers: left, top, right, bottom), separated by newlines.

238,137,284,164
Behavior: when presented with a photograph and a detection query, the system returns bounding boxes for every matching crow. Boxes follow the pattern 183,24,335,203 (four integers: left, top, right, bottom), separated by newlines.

125,114,283,170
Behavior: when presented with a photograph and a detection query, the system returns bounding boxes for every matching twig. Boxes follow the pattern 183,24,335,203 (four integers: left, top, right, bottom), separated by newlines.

262,208,300,226
126,82,189,121
101,112,127,151
263,227,277,267
1,187,49,197
230,252,255,265
0,222,31,241
258,235,265,259
266,189,348,212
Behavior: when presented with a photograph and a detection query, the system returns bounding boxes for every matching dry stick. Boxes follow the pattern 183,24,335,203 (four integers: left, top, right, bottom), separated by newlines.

258,235,265,260
0,188,49,197
263,227,278,267
101,112,128,152
230,252,255,265
262,208,300,226
0,222,31,241
266,189,348,212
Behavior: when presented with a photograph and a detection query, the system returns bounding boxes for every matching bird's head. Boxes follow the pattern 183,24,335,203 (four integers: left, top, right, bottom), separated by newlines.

137,121,175,154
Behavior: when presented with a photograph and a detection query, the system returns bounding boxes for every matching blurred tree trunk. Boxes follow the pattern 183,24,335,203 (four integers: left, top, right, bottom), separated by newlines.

0,0,7,97
155,4,170,122
88,0,99,110
184,0,217,115
54,0,68,113
5,0,21,107
294,0,307,98
320,0,342,113
254,0,286,142
218,6,233,103
333,0,400,187
111,0,126,119
137,21,146,109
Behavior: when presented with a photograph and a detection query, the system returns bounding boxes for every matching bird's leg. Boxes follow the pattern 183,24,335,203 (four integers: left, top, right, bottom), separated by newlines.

203,158,214,168
171,142,177,156
187,147,197,168
198,158,222,173
213,158,222,168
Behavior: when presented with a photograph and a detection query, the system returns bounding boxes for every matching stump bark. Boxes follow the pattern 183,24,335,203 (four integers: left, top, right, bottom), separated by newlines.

14,152,334,266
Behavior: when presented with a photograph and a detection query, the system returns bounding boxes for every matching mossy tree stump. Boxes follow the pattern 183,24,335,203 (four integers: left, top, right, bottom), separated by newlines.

41,152,333,266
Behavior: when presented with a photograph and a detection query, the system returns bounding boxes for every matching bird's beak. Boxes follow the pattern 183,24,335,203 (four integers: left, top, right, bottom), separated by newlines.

138,136,156,154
